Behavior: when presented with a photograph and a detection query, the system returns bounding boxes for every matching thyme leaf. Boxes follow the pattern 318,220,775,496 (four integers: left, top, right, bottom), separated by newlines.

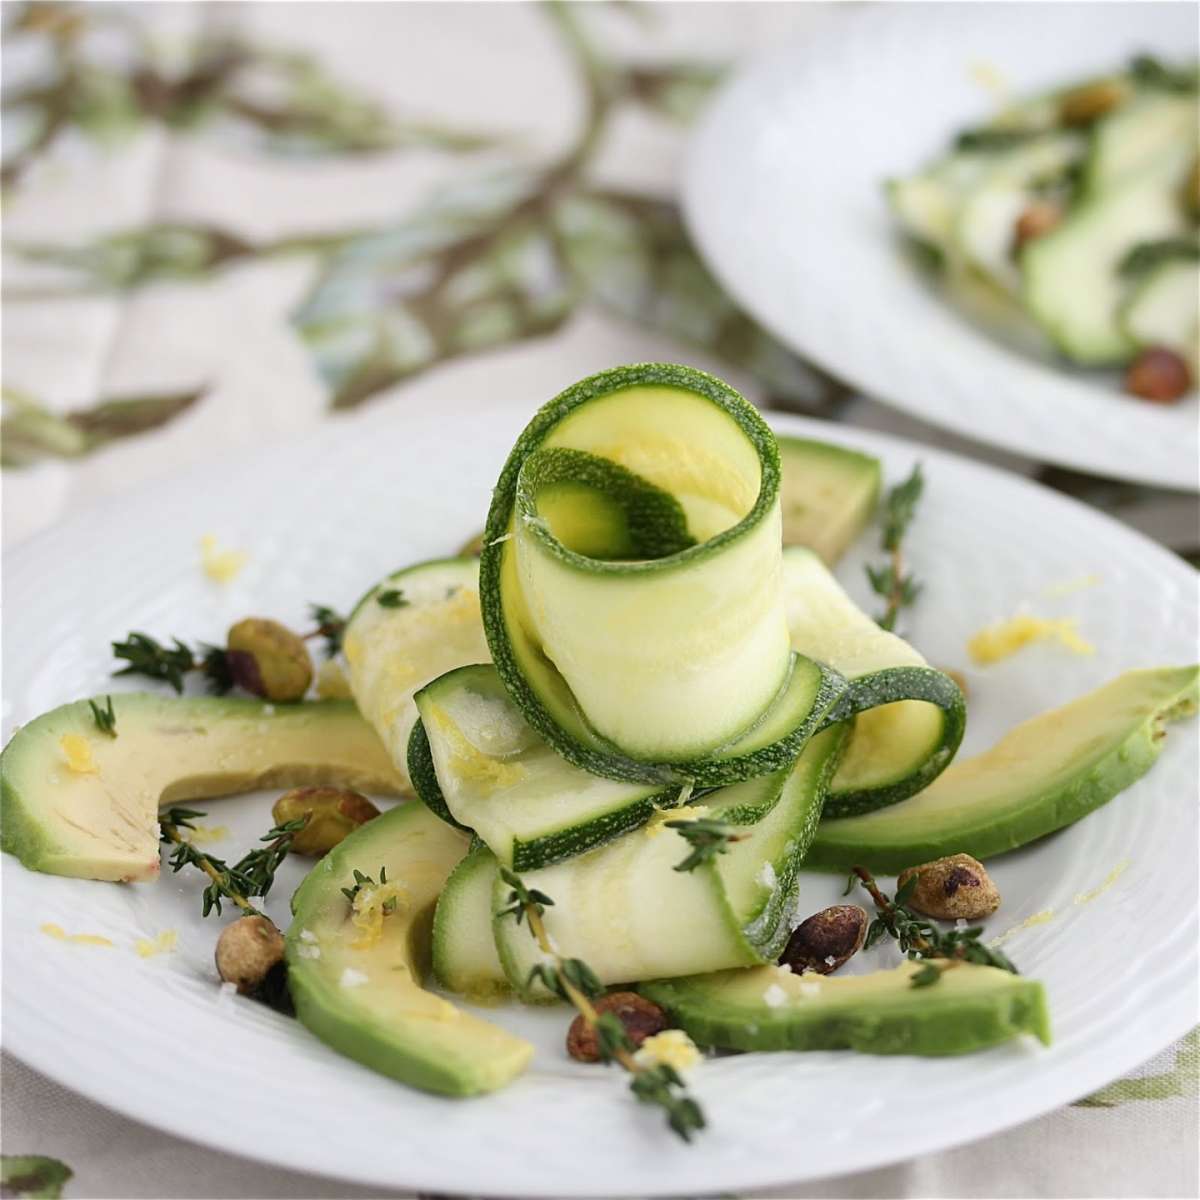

88,695,117,737
159,807,306,917
866,463,924,632
664,817,746,872
306,603,346,658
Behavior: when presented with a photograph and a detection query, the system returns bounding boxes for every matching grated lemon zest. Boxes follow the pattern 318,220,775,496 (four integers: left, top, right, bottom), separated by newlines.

200,534,248,584
426,705,526,794
1074,859,1130,906
1043,573,1102,598
135,930,178,958
59,733,97,774
634,1029,701,1073
990,908,1055,948
351,881,409,950
967,614,1094,665
41,922,113,947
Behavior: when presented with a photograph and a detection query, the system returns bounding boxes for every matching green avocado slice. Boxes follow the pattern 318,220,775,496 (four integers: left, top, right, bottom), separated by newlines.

807,666,1198,873
0,694,403,883
777,435,880,565
640,960,1050,1056
287,801,532,1097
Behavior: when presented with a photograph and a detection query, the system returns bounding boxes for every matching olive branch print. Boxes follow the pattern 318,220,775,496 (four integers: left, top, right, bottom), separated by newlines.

2,0,844,464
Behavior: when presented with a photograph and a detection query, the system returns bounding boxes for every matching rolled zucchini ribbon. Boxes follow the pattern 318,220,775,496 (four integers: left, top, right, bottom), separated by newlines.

480,363,844,786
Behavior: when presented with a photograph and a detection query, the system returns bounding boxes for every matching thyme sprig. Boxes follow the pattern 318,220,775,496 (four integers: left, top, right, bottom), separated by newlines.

497,867,705,1142
88,695,117,737
159,807,306,917
664,817,746,873
376,588,409,609
112,631,232,694
850,865,1017,987
306,603,346,658
866,463,924,632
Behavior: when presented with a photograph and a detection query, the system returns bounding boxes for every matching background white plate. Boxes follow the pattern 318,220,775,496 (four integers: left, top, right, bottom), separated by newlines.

3,398,1197,1197
684,2,1199,491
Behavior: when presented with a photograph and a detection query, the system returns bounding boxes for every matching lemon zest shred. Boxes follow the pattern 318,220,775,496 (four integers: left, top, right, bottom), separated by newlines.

967,614,1094,665
59,733,97,774
41,922,113,947
1043,573,1102,598
350,881,409,950
135,930,178,958
634,1029,701,1072
989,908,1055,948
1074,860,1130,906
425,705,526,794
200,534,248,584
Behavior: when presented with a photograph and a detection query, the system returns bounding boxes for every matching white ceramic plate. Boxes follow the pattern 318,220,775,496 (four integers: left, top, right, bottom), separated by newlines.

684,3,1199,491
3,398,1197,1197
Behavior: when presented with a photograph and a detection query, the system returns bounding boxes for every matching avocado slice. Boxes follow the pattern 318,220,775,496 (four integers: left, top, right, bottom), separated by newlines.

0,694,404,883
807,666,1198,873
777,436,881,566
641,960,1050,1056
286,801,533,1096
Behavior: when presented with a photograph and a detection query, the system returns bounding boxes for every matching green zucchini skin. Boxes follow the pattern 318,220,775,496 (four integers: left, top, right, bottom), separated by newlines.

406,719,472,833
808,666,1198,873
492,724,849,998
640,962,1051,1056
820,666,967,817
479,362,847,786
781,548,965,816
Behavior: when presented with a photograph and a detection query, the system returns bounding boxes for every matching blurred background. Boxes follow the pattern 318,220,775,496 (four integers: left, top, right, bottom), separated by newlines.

3,0,1195,555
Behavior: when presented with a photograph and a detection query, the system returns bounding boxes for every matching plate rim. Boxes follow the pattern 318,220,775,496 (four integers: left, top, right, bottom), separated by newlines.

2,403,1197,1197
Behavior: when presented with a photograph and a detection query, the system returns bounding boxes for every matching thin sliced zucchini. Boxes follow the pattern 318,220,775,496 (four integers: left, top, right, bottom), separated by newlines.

1085,91,1198,193
342,557,489,791
412,664,682,869
808,666,1198,873
777,436,881,565
432,841,509,999
479,363,844,785
782,547,965,816
954,132,1084,295
1120,260,1200,377
493,725,848,996
1022,146,1194,364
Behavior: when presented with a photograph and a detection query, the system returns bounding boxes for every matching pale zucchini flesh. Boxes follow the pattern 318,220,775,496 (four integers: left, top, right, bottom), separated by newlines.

342,557,489,792
480,363,846,785
782,547,965,815
432,841,509,999
492,725,847,996
413,663,682,869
